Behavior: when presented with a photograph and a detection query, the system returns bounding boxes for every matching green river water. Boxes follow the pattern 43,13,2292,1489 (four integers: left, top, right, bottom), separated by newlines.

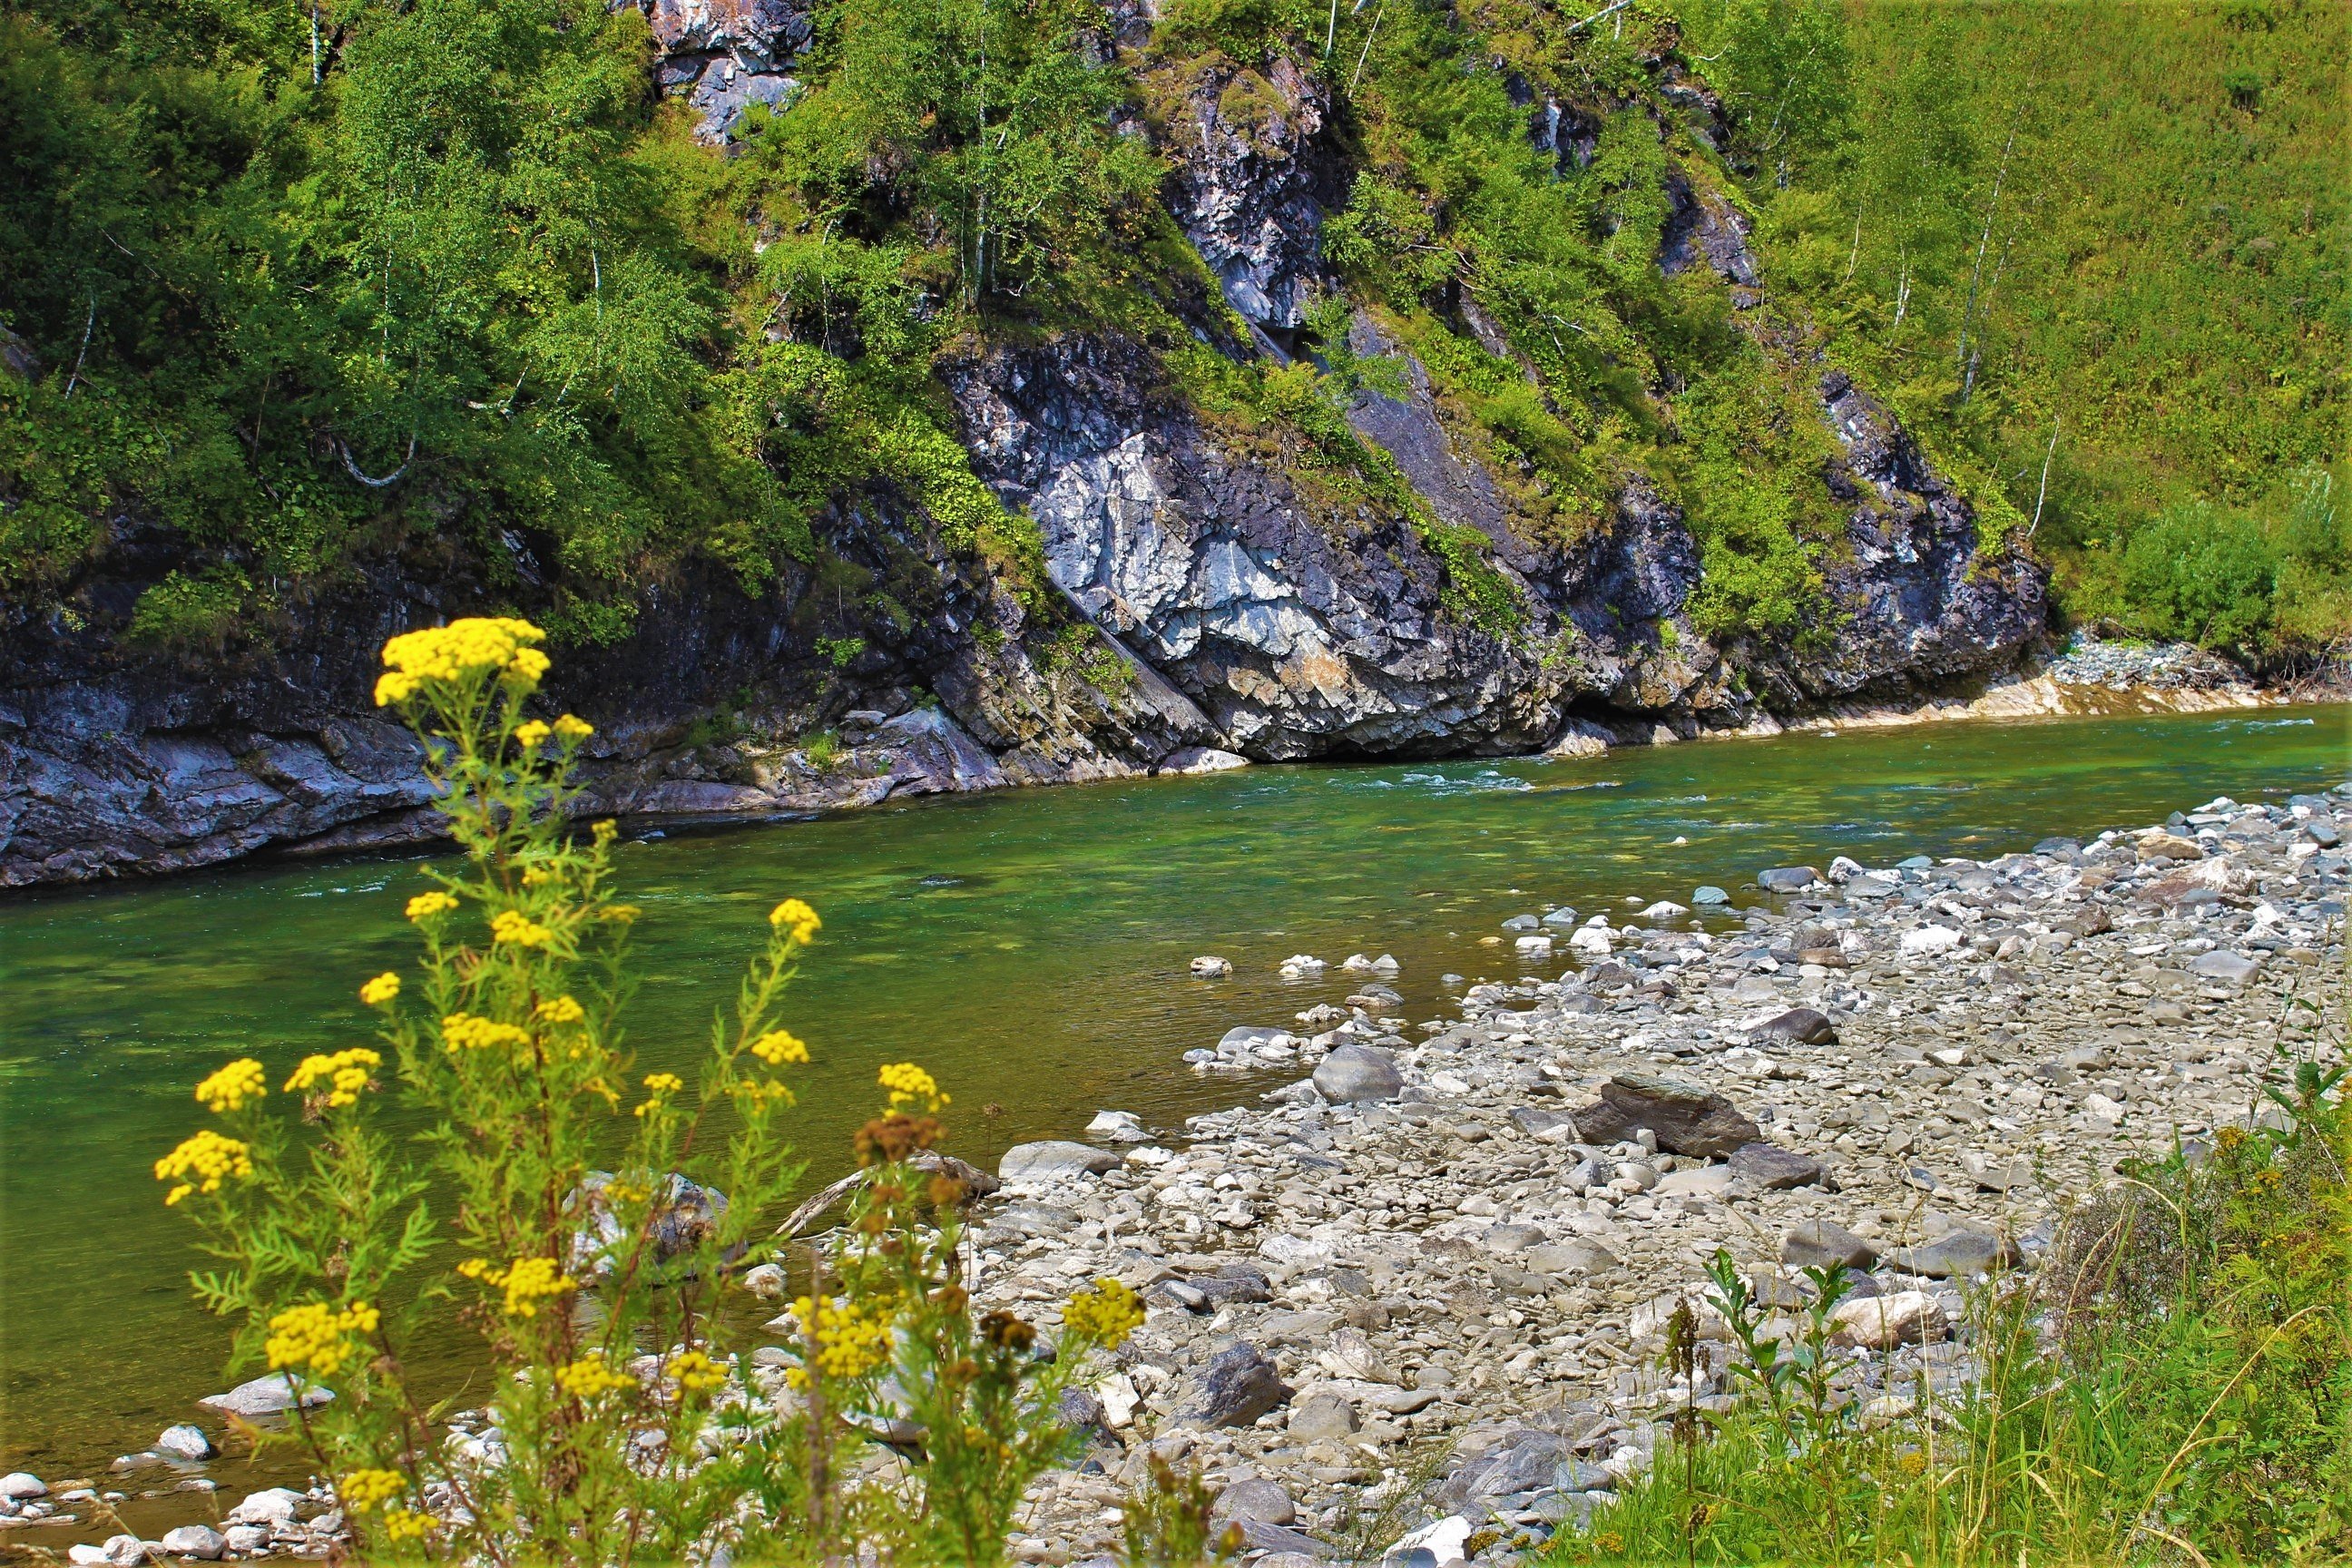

3,704,2347,1487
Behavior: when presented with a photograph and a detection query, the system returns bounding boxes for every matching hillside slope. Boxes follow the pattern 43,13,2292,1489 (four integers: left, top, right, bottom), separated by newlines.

0,0,2337,884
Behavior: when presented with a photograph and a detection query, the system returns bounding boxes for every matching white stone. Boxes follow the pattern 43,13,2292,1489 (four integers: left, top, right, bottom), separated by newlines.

224,1488,304,1530
154,1424,214,1461
1641,900,1690,923
1189,955,1233,977
159,1524,226,1560
1388,1515,1474,1565
1085,1110,1151,1142
740,1262,788,1298
1094,1372,1140,1429
1901,926,1963,956
0,1476,46,1502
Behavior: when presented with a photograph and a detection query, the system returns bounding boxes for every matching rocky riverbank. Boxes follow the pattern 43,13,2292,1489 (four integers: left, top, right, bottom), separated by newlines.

957,779,2347,1565
7,780,2344,1566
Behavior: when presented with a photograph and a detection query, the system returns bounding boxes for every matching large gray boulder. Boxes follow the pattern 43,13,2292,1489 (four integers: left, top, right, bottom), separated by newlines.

1887,1228,2021,1279
1570,1073,1760,1158
1313,1044,1403,1103
1780,1220,1877,1273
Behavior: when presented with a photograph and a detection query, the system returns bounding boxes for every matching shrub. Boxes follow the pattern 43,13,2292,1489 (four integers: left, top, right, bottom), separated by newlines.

155,619,1143,1565
2119,501,2278,651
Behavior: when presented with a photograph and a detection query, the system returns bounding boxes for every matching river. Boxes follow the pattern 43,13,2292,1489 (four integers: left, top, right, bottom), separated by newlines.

2,703,2347,1480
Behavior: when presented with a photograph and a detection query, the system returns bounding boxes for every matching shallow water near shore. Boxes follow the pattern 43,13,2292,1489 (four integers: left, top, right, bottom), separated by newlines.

4,703,2347,1479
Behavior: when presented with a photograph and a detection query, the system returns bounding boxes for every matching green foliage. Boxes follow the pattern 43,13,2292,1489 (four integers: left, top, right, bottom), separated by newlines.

126,567,263,651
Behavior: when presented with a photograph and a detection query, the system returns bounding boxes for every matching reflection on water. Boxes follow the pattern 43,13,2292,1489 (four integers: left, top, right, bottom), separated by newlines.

2,704,2347,1470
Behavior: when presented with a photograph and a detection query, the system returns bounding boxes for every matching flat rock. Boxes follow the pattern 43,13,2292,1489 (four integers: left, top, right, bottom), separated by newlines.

1749,1006,1838,1045
1887,1228,2020,1279
996,1141,1121,1181
2188,949,2259,984
1654,1165,1732,1198
1692,885,1730,906
1757,867,1823,893
1524,1240,1621,1278
1571,1073,1761,1158
1312,1043,1403,1103
1287,1389,1358,1442
1730,1142,1825,1190
1781,1220,1877,1272
0,1474,45,1501
198,1374,332,1418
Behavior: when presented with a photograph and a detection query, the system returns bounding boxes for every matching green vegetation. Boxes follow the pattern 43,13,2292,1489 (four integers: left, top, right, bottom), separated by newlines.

152,619,1157,1564
1,0,2340,660
1544,1043,2352,1565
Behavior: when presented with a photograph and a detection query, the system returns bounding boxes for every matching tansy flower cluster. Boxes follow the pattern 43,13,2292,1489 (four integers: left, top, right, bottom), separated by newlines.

338,1469,410,1515
456,1256,575,1318
750,1028,809,1065
769,898,820,944
555,1349,638,1399
358,972,401,1006
490,909,554,948
667,1348,728,1394
534,995,586,1024
442,1013,533,1053
1061,1279,1147,1348
635,1072,685,1118
785,1296,894,1388
195,1058,268,1114
878,1062,947,1112
155,1130,253,1204
374,618,550,706
265,1299,380,1377
285,1048,382,1109
513,714,594,751
406,890,459,921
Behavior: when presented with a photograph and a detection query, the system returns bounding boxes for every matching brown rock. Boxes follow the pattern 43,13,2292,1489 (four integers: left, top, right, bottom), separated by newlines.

1571,1073,1761,1158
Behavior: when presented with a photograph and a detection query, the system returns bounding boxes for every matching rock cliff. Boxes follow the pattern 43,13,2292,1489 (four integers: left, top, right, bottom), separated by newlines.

0,19,2047,887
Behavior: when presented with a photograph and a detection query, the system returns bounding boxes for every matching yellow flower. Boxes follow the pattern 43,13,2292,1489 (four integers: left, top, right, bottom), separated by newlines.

375,618,549,706
601,903,642,924
554,713,593,741
154,1129,253,1204
634,1072,685,1119
441,1013,533,1054
265,1299,379,1377
338,1468,408,1515
195,1058,268,1114
750,1028,809,1066
513,720,552,750
784,1296,894,1387
732,1078,797,1108
556,1348,639,1399
358,972,401,1006
878,1062,947,1112
667,1348,728,1394
534,995,586,1025
457,1256,574,1318
286,1048,383,1109
768,898,821,944
406,890,459,921
592,819,620,847
380,1508,433,1544
1062,1279,1147,1348
490,909,554,948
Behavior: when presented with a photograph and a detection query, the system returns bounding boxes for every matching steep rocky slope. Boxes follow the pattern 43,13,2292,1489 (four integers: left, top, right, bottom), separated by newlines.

0,5,2046,887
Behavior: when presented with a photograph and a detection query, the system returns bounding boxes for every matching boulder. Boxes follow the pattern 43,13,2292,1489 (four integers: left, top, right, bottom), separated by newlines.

1189,956,1233,977
997,1141,1120,1181
1524,1240,1621,1278
1830,1290,1946,1349
159,1525,225,1561
1084,1110,1150,1142
2188,949,2259,985
154,1424,214,1461
0,1474,45,1501
1211,1477,1297,1527
1288,1389,1358,1442
1730,1142,1825,1190
1313,1043,1403,1103
1757,867,1823,894
1177,1344,1291,1428
1900,925,1963,956
1780,1220,1877,1273
1691,885,1730,906
1748,1007,1838,1046
1570,1073,1761,1158
223,1489,303,1530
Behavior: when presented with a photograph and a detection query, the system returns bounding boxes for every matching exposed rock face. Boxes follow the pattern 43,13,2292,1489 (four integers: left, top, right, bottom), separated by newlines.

635,0,813,142
1152,54,1342,333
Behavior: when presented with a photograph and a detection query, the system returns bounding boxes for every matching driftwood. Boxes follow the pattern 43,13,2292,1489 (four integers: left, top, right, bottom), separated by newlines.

771,1152,1001,1240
